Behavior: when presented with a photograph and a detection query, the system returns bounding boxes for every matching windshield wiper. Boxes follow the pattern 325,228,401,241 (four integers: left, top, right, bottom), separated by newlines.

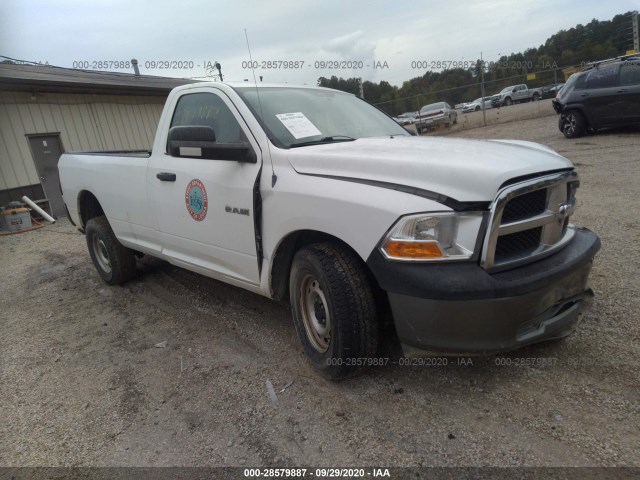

289,136,356,148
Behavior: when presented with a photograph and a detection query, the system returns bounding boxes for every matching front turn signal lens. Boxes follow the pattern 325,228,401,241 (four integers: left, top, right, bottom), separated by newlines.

379,212,484,262
383,240,443,259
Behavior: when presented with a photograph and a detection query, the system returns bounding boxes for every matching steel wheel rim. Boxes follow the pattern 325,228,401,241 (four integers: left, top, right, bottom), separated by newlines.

92,234,111,274
300,274,331,352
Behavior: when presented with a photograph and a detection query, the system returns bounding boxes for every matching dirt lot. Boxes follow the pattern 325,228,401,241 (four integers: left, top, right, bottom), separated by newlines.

1,113,639,470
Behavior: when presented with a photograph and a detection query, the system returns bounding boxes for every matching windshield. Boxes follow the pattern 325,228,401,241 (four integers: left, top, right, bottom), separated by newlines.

558,73,579,98
500,87,513,93
234,86,408,148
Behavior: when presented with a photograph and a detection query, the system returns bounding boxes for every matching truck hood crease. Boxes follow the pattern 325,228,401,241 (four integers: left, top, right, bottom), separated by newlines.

286,136,572,203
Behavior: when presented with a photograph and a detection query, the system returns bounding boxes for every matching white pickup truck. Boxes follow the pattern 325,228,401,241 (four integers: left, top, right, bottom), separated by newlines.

59,82,600,380
490,84,543,107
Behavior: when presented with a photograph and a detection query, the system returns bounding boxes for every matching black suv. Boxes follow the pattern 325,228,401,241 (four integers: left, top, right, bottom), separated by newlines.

553,54,640,138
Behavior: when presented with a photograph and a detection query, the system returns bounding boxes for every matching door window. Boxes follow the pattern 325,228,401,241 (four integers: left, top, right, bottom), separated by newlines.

170,92,247,145
585,65,618,89
620,63,640,86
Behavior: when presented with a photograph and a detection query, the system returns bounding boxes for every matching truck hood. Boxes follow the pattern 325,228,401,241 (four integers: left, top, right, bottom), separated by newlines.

286,136,572,204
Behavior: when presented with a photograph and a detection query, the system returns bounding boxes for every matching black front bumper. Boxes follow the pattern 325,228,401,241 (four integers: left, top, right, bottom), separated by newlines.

367,228,600,355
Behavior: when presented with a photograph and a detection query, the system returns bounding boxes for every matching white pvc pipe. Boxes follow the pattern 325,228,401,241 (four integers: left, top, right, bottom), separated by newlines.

22,196,56,223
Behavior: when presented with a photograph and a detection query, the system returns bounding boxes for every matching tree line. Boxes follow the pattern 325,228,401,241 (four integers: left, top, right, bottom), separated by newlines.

318,11,635,115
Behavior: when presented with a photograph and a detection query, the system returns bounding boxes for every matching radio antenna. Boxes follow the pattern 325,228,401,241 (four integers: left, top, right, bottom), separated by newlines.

244,28,276,187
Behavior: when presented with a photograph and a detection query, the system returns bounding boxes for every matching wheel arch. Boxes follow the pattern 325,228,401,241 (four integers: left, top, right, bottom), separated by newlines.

77,190,105,230
563,105,592,127
269,229,383,305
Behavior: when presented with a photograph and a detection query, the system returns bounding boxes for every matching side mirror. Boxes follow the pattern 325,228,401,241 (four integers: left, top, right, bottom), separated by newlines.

167,126,257,163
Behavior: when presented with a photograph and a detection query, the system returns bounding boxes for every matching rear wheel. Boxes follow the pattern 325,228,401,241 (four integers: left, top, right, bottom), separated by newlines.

85,216,137,285
560,110,587,138
290,243,378,380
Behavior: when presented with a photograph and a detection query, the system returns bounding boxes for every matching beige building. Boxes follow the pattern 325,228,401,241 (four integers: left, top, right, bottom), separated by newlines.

0,64,195,217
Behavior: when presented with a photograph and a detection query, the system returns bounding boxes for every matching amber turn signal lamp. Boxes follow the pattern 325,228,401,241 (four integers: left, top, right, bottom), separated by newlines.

384,240,443,259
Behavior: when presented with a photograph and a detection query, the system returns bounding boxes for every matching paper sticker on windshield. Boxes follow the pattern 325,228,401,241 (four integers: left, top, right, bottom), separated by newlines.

185,179,208,221
276,112,322,139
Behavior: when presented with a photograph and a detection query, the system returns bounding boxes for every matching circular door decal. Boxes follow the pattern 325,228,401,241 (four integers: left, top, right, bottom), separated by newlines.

185,179,208,221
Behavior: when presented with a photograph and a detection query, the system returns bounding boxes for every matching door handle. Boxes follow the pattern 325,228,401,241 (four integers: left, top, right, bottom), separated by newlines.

616,89,627,93
156,172,176,182
580,93,589,98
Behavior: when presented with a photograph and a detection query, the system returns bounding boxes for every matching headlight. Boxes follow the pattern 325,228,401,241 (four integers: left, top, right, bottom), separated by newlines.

380,212,485,261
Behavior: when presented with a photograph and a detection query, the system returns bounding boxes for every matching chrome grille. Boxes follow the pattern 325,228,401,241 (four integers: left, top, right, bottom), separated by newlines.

481,171,579,271
501,189,547,223
495,227,543,260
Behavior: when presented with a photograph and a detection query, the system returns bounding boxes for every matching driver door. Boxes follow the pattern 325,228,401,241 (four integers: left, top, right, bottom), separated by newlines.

148,90,262,285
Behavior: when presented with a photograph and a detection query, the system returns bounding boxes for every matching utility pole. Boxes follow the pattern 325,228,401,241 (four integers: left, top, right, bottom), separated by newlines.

480,51,487,127
633,11,639,52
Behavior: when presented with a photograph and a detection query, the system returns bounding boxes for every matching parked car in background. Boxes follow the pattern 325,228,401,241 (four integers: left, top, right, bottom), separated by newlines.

414,102,457,132
462,97,493,113
541,83,565,99
553,53,640,138
490,84,543,107
394,112,417,126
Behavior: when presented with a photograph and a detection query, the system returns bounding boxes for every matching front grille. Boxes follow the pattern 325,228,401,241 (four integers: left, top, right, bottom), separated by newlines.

501,189,547,223
495,227,542,260
481,171,579,271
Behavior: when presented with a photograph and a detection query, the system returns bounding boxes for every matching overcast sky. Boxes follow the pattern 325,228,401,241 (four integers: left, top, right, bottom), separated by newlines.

1,0,638,86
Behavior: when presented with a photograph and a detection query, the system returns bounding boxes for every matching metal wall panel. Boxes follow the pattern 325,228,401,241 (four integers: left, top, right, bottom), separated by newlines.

0,91,165,190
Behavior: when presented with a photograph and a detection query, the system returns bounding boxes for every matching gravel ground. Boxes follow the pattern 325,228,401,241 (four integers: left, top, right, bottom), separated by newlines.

1,114,639,470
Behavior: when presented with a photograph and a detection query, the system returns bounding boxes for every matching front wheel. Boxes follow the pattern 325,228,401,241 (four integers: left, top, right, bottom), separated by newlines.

560,110,587,138
504,97,512,106
85,216,137,285
290,243,378,380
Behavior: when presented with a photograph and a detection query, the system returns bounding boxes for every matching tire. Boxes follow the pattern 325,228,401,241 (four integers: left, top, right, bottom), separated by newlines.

289,243,378,380
560,110,587,139
475,106,480,112
532,92,540,101
504,97,512,106
453,113,457,124
85,215,137,285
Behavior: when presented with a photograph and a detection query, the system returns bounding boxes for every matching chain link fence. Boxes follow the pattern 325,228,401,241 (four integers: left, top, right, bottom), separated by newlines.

374,64,576,119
